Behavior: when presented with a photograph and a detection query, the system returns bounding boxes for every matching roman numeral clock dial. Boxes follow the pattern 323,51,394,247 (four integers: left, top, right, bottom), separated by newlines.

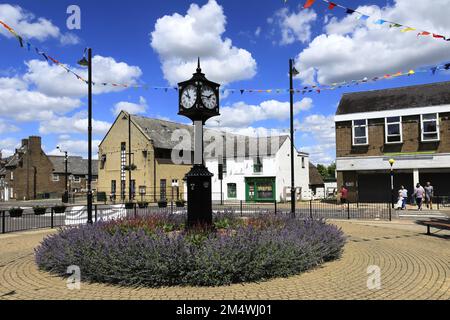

181,85,197,109
201,86,217,110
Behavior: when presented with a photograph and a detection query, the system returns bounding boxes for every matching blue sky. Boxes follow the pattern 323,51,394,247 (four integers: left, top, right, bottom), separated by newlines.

1,0,449,164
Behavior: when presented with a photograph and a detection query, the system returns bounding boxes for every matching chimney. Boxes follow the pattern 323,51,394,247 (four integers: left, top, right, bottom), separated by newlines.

22,139,29,148
28,136,42,152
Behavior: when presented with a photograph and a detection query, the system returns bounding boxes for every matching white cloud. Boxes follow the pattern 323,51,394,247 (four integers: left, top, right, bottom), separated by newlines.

48,138,102,159
0,137,20,157
296,114,335,164
270,6,317,45
0,4,79,44
112,96,148,116
207,98,313,128
0,119,19,134
23,56,142,98
39,112,111,135
0,79,82,121
150,0,257,85
295,0,450,85
255,27,261,37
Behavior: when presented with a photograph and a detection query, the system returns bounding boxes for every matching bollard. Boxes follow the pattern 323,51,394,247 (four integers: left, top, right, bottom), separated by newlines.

51,207,54,229
134,203,137,219
95,204,98,222
274,200,277,215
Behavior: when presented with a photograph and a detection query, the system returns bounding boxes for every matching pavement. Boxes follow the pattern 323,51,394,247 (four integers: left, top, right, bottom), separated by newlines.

0,220,449,300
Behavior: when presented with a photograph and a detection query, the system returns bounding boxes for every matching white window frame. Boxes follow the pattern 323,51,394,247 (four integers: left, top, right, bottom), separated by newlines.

52,174,60,182
10,171,13,180
72,176,81,183
385,116,403,144
421,113,440,142
352,119,369,146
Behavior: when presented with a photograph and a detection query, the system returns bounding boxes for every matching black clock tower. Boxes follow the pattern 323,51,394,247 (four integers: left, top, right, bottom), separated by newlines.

178,58,220,228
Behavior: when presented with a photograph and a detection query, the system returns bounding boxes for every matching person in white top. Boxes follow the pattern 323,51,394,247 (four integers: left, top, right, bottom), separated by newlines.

399,186,408,210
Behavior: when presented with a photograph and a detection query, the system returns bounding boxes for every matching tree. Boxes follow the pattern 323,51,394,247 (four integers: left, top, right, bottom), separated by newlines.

316,164,329,180
327,162,336,179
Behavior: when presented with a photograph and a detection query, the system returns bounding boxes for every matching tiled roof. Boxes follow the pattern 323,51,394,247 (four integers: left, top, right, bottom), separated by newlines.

48,156,98,176
131,115,290,157
309,163,324,186
336,81,450,115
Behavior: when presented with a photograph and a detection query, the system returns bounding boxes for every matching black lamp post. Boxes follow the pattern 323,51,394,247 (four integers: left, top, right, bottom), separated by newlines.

289,59,299,217
57,146,69,203
78,48,93,224
389,158,395,208
178,58,220,228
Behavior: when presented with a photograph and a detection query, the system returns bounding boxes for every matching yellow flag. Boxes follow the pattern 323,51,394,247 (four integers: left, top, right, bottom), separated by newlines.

408,70,415,75
401,27,416,32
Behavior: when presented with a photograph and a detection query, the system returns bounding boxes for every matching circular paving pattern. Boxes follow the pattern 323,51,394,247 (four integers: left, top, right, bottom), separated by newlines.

0,221,449,300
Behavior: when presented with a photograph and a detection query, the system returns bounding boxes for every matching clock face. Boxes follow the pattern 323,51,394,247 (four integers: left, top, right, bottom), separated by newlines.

181,85,197,109
201,86,217,109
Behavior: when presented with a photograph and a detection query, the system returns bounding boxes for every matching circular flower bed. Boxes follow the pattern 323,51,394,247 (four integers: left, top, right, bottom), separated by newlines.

35,214,345,287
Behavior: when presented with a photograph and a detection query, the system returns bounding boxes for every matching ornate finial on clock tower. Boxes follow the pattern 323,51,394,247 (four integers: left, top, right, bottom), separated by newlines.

196,57,201,73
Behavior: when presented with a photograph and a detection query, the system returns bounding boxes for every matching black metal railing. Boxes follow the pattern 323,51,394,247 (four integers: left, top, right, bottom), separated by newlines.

0,200,403,234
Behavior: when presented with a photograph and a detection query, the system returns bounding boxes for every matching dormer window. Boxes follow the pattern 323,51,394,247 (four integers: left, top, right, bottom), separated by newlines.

385,117,402,144
421,113,439,142
352,119,368,146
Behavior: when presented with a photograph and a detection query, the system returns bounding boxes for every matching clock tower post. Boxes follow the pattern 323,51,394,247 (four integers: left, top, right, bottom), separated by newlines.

178,58,220,228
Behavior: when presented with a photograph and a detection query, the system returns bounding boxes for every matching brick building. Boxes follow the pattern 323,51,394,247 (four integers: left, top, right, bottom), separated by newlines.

0,136,98,201
335,81,450,202
48,156,98,194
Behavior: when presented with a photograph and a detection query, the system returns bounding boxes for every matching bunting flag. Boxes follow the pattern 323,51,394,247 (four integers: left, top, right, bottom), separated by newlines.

303,0,316,8
2,17,450,97
285,0,449,43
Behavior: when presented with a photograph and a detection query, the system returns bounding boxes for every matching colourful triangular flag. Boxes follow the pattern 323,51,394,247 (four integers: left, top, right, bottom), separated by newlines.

328,2,337,10
374,19,386,25
417,31,431,37
303,0,316,9
401,27,416,32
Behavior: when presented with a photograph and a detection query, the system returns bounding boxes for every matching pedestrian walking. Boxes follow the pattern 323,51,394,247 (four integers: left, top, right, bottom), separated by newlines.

413,183,425,211
399,186,408,210
424,181,434,210
339,185,348,204
395,190,404,210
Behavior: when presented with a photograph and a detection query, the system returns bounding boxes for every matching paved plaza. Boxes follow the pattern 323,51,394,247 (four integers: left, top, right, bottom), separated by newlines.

0,220,449,300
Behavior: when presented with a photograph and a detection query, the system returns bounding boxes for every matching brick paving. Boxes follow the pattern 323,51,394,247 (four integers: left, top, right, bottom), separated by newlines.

0,221,449,300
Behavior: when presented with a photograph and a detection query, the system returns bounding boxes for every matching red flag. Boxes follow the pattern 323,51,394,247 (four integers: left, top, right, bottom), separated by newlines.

304,0,316,9
328,2,337,10
417,31,431,37
433,33,445,39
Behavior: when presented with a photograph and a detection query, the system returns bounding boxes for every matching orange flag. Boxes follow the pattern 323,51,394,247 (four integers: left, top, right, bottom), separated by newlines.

304,0,316,8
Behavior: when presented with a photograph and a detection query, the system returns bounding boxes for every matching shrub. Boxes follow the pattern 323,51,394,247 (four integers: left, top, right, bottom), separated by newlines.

9,207,23,218
33,206,47,215
35,215,345,287
52,205,66,214
176,200,185,208
138,202,149,209
124,202,134,209
158,200,167,208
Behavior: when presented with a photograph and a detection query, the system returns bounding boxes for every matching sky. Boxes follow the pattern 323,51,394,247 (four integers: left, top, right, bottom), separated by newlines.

1,0,450,165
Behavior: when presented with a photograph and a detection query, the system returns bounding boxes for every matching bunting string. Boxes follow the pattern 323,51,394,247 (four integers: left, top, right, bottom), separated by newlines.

290,0,450,42
1,18,449,97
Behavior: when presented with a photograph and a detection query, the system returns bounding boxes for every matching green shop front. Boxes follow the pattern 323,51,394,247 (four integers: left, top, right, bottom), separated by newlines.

245,177,276,202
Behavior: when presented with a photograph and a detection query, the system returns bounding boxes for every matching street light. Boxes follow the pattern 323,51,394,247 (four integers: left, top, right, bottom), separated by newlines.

289,59,299,217
56,146,69,203
78,48,93,224
389,158,395,208
122,113,134,202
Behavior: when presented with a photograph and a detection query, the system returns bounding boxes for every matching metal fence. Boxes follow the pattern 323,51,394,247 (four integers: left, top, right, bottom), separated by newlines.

0,200,398,234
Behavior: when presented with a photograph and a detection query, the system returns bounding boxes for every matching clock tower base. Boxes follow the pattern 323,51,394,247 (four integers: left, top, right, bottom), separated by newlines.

185,164,213,228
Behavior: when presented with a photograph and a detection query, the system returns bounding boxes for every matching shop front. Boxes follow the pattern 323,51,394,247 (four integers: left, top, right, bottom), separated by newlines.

245,177,276,202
